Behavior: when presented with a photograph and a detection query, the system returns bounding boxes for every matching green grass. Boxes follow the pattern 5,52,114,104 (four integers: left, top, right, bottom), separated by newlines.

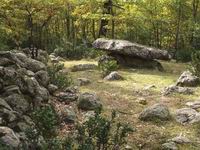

63,60,200,150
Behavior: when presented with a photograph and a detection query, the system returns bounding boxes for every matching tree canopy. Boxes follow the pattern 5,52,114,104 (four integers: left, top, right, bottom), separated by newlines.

0,0,199,61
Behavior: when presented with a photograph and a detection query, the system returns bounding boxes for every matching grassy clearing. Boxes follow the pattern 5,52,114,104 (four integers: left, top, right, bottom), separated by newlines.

63,60,200,150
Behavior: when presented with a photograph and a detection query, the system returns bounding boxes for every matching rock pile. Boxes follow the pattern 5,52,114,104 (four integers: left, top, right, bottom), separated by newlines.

0,50,51,148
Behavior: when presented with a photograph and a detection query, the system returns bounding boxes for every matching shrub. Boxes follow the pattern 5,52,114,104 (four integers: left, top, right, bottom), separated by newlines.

47,63,72,89
0,141,10,150
98,59,119,77
175,49,193,62
54,38,101,60
24,108,133,150
75,109,134,150
32,105,59,139
191,51,200,77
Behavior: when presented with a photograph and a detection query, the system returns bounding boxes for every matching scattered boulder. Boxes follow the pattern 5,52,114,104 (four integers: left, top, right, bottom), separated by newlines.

0,126,20,148
104,71,123,81
139,104,171,122
78,78,91,86
162,142,178,150
176,71,199,87
78,93,102,111
175,108,200,124
186,101,200,109
163,85,194,95
71,64,97,72
48,84,58,94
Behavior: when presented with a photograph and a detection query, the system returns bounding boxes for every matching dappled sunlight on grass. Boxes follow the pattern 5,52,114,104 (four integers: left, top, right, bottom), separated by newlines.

63,60,97,68
64,59,200,149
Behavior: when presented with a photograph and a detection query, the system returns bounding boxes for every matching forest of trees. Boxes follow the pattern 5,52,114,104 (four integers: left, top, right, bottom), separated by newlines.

0,0,199,61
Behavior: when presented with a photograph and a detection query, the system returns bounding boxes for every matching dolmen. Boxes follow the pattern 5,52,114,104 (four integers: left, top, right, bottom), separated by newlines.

93,38,171,71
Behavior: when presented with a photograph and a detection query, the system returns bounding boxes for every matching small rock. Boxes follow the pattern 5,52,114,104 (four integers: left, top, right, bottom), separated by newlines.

0,126,20,148
176,71,199,87
78,93,102,111
78,78,91,86
186,101,200,109
61,107,76,123
104,71,123,81
139,104,171,122
125,145,133,150
175,108,200,124
144,85,156,90
48,84,58,94
56,92,78,103
162,142,178,150
163,85,194,95
59,68,69,74
170,135,191,144
137,98,147,105
71,64,97,72
65,86,79,93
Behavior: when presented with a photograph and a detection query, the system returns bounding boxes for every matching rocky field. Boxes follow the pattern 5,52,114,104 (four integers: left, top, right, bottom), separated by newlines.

1,49,200,150
63,59,200,150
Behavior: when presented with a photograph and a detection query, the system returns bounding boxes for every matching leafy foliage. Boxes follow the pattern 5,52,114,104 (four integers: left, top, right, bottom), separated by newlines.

47,63,72,89
0,0,199,61
75,109,134,150
25,108,133,150
0,141,11,150
191,51,200,77
98,60,119,77
32,105,59,139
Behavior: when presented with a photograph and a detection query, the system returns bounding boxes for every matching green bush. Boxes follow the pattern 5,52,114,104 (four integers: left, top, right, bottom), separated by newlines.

32,105,59,139
98,60,119,77
176,49,193,62
0,141,11,150
75,109,134,150
24,108,133,150
191,51,200,77
54,38,101,60
47,63,72,89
